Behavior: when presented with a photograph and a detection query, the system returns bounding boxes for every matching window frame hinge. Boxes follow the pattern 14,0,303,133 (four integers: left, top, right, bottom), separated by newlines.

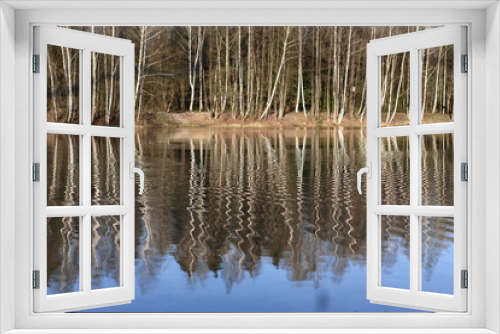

461,54,468,73
461,270,468,289
33,163,40,182
33,270,40,289
33,54,40,73
461,162,468,182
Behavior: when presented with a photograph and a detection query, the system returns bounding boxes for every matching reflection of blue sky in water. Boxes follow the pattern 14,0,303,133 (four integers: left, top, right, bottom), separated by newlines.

43,128,454,312
83,254,419,312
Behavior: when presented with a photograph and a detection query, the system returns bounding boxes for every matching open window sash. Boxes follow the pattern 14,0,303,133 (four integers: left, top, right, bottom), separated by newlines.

365,26,467,312
33,26,136,312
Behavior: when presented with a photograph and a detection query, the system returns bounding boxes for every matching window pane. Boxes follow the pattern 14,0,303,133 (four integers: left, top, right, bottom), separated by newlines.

47,45,80,124
47,134,80,206
91,52,121,127
380,52,410,127
91,216,121,290
47,217,80,295
381,215,410,290
381,136,410,205
421,133,454,206
420,45,454,124
91,136,121,205
421,217,454,295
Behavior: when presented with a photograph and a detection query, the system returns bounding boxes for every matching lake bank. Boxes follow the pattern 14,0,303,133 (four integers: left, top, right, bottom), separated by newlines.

135,111,452,128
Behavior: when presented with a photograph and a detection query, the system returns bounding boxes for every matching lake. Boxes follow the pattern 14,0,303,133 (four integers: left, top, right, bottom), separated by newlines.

46,127,454,312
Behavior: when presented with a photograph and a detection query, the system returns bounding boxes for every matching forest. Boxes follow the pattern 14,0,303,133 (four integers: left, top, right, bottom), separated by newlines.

46,26,453,126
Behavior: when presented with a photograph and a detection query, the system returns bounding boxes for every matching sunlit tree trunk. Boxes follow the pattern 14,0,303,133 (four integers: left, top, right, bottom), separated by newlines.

266,28,275,119
333,27,341,122
326,27,333,121
338,26,352,124
135,26,146,120
90,27,98,121
245,27,253,118
390,51,407,123
260,27,290,119
295,26,307,118
137,27,149,120
314,26,322,119
61,47,74,123
107,26,116,125
385,51,397,123
442,47,447,115
432,46,443,114
198,27,204,112
47,52,58,121
222,26,229,114
238,26,244,118
421,48,430,119
215,27,223,118
381,27,393,116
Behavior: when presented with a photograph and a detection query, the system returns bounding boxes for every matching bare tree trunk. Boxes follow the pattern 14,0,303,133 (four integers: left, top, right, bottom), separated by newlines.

104,51,109,123
188,26,194,111
137,29,148,120
314,26,322,119
198,27,204,112
295,26,307,118
107,26,116,125
432,46,443,114
245,27,253,118
260,27,290,119
421,48,430,119
333,27,341,122
385,51,397,123
358,27,374,121
47,51,58,121
326,27,333,121
135,26,146,120
61,47,74,123
91,27,98,122
187,26,204,113
390,51,407,123
278,63,289,119
442,46,447,115
381,27,393,114
222,26,229,114
266,27,275,119
238,26,244,118
338,26,352,124
215,27,223,118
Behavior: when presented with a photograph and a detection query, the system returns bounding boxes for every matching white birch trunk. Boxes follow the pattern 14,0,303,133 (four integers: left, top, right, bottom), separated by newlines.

260,27,290,119
338,26,352,124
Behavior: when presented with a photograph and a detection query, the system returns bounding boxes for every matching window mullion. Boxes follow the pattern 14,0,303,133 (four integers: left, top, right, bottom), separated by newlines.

82,48,92,294
409,47,420,294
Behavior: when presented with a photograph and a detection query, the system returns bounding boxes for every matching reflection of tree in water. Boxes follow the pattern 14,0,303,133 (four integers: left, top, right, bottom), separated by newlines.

46,128,455,294
91,216,121,289
47,217,79,294
421,217,454,282
381,216,410,277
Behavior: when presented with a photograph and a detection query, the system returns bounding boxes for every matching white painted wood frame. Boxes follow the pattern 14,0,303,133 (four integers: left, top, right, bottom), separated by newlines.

366,26,467,312
32,26,135,313
4,4,492,333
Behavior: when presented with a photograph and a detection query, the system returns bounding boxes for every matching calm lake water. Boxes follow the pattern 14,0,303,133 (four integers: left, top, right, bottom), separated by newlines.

46,127,454,312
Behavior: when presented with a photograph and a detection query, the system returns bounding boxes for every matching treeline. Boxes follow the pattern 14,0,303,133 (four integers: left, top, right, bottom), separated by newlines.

48,26,453,125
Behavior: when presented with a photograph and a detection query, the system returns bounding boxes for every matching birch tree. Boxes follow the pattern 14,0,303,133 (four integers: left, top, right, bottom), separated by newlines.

260,27,291,119
295,26,307,118
338,26,352,124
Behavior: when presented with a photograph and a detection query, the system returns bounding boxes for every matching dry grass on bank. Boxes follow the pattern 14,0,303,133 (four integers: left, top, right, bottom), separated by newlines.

135,111,453,128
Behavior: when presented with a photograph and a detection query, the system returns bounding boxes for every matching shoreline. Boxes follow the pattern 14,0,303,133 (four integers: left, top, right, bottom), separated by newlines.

135,111,451,129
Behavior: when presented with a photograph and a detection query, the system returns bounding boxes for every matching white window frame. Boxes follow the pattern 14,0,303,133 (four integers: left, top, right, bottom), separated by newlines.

1,2,497,333
32,26,136,313
365,26,467,312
